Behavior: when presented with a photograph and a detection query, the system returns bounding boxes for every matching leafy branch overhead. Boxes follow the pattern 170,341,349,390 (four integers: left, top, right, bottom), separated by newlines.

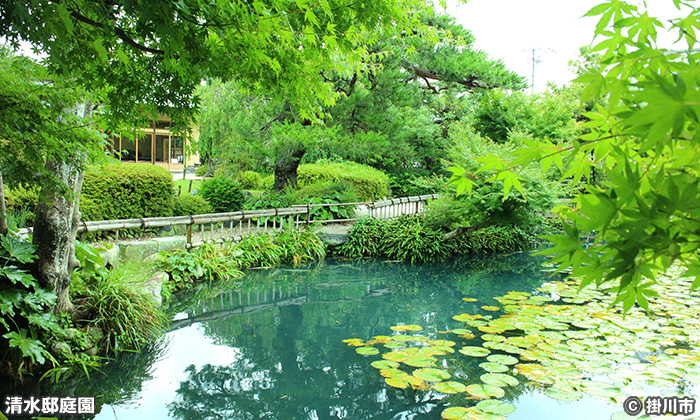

448,0,700,311
1,0,437,125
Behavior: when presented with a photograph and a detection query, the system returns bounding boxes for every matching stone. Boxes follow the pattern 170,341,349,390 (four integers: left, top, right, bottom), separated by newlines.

84,347,98,357
61,328,78,341
85,325,104,345
141,271,169,306
119,240,159,263
318,233,349,247
99,244,121,269
152,237,187,253
49,341,73,361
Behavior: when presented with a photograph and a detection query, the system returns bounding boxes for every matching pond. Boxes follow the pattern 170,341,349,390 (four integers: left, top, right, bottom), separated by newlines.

7,253,699,419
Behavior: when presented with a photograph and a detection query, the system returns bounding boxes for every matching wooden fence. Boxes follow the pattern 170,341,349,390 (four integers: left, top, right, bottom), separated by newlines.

17,194,440,248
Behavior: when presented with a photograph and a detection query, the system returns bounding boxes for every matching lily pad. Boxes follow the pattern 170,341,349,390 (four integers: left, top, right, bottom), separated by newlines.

480,373,519,387
462,298,478,302
433,381,468,394
453,313,483,322
476,400,517,415
384,341,407,349
414,367,451,382
391,324,423,331
380,368,408,378
486,354,518,365
459,346,491,357
342,338,365,346
442,407,468,419
466,383,505,399
385,377,409,388
403,356,435,368
481,334,506,342
479,362,509,373
356,346,379,355
545,386,583,401
481,306,501,312
371,360,399,370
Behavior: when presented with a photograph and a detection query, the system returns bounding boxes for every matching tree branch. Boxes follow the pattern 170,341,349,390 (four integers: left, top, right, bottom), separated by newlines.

442,222,489,242
50,0,166,55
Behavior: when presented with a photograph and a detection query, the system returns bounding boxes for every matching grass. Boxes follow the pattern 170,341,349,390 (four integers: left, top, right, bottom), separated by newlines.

173,179,203,196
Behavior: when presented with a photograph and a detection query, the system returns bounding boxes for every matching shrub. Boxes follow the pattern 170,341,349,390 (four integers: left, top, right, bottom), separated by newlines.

194,165,209,177
453,225,529,254
237,170,262,190
81,163,174,221
174,194,213,216
389,173,448,197
379,216,455,263
4,184,39,226
198,177,245,213
297,161,390,201
338,218,389,258
78,267,167,352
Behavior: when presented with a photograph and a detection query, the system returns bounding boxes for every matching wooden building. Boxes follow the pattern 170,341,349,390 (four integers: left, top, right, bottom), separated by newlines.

109,115,200,171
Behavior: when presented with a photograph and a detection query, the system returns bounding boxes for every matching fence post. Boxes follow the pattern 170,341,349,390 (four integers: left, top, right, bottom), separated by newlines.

305,204,311,227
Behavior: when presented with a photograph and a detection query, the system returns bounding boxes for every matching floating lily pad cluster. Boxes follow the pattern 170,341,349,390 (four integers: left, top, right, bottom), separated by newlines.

343,270,700,420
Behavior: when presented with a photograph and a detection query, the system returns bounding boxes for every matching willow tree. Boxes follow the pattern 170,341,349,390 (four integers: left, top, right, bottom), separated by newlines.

449,0,700,310
0,0,433,316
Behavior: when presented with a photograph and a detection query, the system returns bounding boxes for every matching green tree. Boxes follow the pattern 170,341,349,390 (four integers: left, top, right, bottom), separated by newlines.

0,0,434,316
196,11,526,189
449,0,700,310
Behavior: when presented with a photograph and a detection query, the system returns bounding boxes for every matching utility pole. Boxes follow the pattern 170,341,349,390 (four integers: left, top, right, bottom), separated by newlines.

532,48,535,93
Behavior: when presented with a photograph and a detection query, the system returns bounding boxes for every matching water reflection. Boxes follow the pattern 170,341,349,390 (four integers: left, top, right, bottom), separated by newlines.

6,253,567,420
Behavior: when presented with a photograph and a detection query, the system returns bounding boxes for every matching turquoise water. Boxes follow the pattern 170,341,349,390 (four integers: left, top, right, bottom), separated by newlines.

6,253,628,419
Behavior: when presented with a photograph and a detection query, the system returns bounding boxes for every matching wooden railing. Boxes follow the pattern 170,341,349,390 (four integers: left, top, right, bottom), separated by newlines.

17,194,440,248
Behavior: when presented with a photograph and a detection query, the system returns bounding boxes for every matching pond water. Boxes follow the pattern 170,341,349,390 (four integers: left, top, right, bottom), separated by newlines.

8,253,698,419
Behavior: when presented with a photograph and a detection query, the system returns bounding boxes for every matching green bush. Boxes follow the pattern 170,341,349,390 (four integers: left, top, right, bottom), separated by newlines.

198,177,245,213
81,163,174,221
453,225,529,254
194,165,209,177
174,194,213,216
4,184,39,226
237,170,262,190
297,161,390,201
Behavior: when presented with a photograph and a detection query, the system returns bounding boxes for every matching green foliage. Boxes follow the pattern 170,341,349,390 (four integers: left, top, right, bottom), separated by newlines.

379,216,455,263
298,180,358,220
0,234,60,378
298,161,390,201
174,194,213,217
198,177,245,213
77,268,167,352
237,171,263,190
454,225,530,254
157,230,325,289
471,87,579,144
340,215,533,262
449,0,700,310
0,48,103,193
81,163,174,221
243,191,293,211
389,172,447,197
194,165,209,177
338,218,389,259
4,184,39,214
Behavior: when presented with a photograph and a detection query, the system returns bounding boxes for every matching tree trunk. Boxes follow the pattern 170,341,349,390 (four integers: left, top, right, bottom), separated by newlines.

442,222,489,242
31,101,90,318
273,148,306,191
0,168,7,236
32,158,84,317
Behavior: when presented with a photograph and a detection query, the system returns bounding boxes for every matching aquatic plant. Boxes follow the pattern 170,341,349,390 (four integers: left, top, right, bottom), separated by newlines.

344,268,700,419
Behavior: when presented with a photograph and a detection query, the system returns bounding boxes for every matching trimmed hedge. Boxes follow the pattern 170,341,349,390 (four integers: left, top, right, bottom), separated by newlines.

174,194,213,216
81,163,174,221
297,161,390,201
199,177,245,213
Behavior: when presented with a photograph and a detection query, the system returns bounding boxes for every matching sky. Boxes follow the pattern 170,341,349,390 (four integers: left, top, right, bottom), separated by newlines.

443,0,685,92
